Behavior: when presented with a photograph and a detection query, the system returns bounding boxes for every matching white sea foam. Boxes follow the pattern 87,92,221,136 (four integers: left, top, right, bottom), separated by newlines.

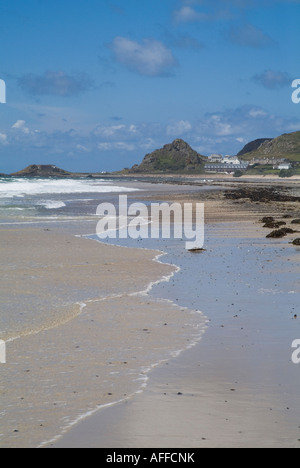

38,201,66,209
0,178,139,199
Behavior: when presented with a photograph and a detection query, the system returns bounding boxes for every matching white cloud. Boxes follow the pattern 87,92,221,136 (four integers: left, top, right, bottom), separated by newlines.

97,142,112,151
12,120,31,134
129,124,138,134
173,6,207,23
166,120,192,136
207,115,233,136
76,144,91,153
0,133,8,145
91,124,141,141
140,138,156,150
92,124,126,137
98,142,136,152
236,137,246,143
173,3,234,23
248,109,268,118
109,37,177,77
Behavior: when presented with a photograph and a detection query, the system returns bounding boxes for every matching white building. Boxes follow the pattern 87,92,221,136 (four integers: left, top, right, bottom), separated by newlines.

208,154,223,163
277,163,292,171
223,156,241,165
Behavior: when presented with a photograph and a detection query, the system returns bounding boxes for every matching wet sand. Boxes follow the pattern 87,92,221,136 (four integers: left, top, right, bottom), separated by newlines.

54,220,300,448
0,226,205,448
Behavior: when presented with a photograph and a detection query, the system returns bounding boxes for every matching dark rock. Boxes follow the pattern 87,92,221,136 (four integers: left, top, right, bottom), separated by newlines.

261,217,275,224
291,219,300,225
266,228,297,239
281,228,298,234
263,221,286,229
11,165,71,177
292,239,300,245
225,187,300,203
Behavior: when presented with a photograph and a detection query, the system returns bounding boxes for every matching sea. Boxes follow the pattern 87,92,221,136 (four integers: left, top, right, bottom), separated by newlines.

0,176,141,222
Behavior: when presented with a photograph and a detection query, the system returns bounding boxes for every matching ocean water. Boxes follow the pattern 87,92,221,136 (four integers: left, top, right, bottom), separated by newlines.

0,176,140,222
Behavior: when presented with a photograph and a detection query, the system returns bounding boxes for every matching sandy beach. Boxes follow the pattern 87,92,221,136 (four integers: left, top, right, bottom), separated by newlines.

1,178,300,448
0,212,205,448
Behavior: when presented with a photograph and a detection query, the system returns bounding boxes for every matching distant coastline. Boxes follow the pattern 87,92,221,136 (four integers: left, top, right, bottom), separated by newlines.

2,129,300,179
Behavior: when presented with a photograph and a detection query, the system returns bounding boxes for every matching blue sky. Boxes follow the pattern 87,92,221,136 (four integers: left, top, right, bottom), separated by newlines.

0,0,300,173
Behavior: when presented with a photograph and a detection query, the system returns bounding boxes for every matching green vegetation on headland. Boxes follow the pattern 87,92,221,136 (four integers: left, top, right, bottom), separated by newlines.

123,139,206,174
235,130,300,177
239,131,300,163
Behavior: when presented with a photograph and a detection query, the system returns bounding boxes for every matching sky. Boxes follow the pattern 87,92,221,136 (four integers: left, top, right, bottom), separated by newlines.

0,0,300,173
